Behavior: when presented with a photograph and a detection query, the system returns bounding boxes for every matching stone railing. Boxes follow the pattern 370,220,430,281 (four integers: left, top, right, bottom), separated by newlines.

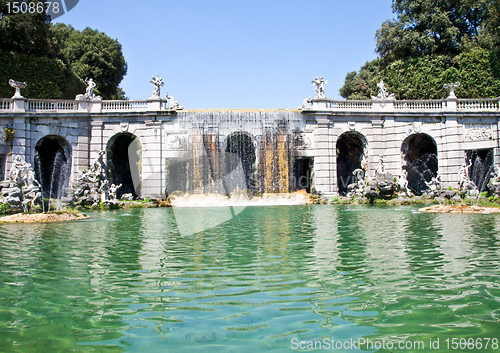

101,100,149,111
27,99,78,112
458,98,499,111
0,96,499,114
394,99,444,111
306,96,500,113
0,97,176,114
0,99,11,111
327,100,372,110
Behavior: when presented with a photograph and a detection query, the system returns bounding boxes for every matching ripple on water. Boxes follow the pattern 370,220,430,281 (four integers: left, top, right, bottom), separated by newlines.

0,205,499,351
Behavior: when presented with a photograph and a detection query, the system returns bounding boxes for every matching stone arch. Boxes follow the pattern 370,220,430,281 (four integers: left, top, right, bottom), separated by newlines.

106,133,142,199
34,135,72,199
336,131,368,195
401,133,438,194
224,131,257,194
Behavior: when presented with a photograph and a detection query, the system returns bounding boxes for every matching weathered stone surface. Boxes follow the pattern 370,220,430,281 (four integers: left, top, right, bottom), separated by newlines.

2,187,21,198
5,196,21,205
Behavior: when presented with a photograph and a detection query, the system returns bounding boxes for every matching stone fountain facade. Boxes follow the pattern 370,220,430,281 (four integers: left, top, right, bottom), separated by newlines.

0,77,499,199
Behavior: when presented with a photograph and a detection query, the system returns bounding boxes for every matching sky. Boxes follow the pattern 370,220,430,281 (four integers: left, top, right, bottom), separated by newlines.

55,0,395,109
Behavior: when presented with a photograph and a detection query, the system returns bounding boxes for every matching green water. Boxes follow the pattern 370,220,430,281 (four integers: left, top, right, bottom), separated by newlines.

1,205,500,352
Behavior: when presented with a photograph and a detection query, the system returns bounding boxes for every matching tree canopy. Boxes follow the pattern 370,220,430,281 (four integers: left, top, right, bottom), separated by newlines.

51,24,128,99
340,0,500,100
0,2,127,99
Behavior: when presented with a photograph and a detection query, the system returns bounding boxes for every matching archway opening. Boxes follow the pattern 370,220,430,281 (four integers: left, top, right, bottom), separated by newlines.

34,135,71,199
402,133,438,194
107,133,141,199
336,132,366,195
225,132,256,194
292,157,313,193
466,148,494,192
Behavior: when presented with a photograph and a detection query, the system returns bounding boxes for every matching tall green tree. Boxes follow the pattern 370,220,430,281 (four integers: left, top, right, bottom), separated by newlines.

54,24,128,100
375,0,491,62
0,0,52,57
340,0,500,100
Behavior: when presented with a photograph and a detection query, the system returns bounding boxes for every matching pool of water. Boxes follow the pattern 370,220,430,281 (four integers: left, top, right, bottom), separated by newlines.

1,205,500,352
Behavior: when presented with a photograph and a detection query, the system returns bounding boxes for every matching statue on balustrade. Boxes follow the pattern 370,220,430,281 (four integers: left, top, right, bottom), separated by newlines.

312,77,327,98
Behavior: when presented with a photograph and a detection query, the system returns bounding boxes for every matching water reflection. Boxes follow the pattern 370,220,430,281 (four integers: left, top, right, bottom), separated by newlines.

0,206,499,352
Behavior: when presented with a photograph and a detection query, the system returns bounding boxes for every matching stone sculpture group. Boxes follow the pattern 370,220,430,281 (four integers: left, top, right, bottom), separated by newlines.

0,155,43,212
72,150,124,207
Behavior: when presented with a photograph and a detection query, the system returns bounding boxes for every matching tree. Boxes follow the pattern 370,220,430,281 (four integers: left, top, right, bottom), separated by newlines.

339,60,381,100
56,25,128,99
0,0,52,57
375,0,491,62
340,0,500,100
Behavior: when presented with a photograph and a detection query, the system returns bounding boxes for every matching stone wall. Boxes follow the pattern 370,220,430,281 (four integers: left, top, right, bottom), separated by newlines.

0,105,498,199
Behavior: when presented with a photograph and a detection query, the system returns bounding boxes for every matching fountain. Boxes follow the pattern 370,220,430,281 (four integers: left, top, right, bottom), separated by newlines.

336,132,366,195
107,133,141,199
34,136,72,210
467,149,494,193
401,133,438,195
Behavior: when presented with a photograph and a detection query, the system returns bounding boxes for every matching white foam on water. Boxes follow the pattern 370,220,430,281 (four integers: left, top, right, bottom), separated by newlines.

170,193,309,208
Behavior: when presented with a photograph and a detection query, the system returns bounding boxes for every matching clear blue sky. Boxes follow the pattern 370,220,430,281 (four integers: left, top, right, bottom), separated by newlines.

55,0,394,109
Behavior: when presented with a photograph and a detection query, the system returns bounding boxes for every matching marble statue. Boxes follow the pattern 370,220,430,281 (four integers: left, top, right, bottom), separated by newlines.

109,183,122,201
165,92,183,110
90,150,107,181
9,79,27,98
312,77,327,98
458,161,471,191
150,75,164,98
85,78,96,100
352,168,365,195
397,169,410,196
300,98,311,110
425,173,442,191
375,155,386,176
372,80,395,100
23,164,41,188
9,155,29,184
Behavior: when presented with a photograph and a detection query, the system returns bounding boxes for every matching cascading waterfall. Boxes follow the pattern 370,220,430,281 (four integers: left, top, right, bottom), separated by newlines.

166,110,301,203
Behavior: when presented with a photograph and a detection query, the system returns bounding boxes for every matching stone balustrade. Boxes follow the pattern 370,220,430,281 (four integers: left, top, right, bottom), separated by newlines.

327,100,372,110
27,99,78,112
0,96,499,114
0,97,174,114
0,99,11,111
394,99,444,111
457,98,500,111
101,100,148,111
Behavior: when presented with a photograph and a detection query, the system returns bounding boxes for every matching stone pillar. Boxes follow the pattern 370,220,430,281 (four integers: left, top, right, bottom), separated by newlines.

90,120,104,155
370,117,385,178
147,99,165,111
446,97,458,112
12,117,28,157
314,116,334,197
438,116,462,187
11,97,26,113
141,120,164,199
